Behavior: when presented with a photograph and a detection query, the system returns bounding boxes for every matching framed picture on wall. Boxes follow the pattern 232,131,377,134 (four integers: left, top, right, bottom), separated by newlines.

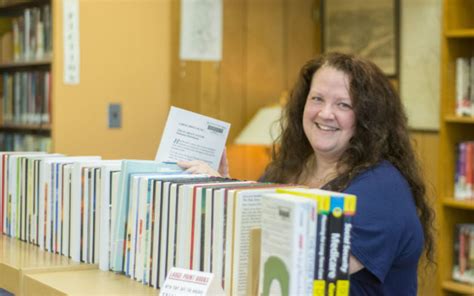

322,0,399,77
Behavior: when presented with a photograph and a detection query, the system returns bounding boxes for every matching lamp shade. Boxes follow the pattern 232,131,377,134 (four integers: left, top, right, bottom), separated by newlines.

234,105,282,145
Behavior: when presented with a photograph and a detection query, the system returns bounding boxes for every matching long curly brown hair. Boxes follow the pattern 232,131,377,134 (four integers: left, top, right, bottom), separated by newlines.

262,52,435,265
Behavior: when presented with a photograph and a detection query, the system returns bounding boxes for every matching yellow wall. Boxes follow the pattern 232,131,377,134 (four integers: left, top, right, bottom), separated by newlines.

52,0,171,159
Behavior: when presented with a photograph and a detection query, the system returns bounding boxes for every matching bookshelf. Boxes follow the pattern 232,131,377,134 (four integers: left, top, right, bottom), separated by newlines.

0,234,159,296
0,0,52,152
0,235,95,295
23,269,157,296
438,0,474,294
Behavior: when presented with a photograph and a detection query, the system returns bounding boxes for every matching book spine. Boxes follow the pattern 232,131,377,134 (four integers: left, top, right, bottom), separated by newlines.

313,194,330,296
335,195,356,296
325,196,344,296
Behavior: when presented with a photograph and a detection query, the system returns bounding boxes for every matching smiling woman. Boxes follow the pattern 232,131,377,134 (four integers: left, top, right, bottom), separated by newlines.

260,52,435,295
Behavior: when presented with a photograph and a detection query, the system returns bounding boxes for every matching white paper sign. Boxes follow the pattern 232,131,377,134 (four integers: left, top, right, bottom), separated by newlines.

160,268,223,296
155,107,230,170
180,0,223,61
63,0,80,84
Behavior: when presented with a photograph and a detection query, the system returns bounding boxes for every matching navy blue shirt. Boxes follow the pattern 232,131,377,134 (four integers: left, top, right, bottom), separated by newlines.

342,161,424,295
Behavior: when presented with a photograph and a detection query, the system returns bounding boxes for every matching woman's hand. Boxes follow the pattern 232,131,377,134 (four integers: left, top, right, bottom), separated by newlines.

177,149,230,178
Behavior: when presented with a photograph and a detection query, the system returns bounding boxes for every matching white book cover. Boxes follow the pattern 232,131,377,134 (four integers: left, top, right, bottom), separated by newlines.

135,175,152,282
39,157,97,251
109,171,121,270
258,193,315,296
159,180,173,287
61,164,73,256
68,157,103,262
98,161,122,271
211,187,226,286
7,154,45,238
166,182,180,277
174,179,210,270
203,187,215,273
127,175,141,278
7,156,20,237
81,167,90,261
91,168,102,264
223,188,236,295
140,175,156,284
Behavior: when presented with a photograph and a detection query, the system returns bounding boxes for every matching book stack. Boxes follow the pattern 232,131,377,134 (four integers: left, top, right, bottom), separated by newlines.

452,224,474,285
0,151,358,295
455,141,474,200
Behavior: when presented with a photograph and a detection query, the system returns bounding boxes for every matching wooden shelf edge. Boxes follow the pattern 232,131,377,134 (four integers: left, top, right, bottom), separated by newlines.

0,0,49,9
442,198,474,210
445,29,474,38
444,115,474,124
0,59,51,69
0,124,51,132
442,280,474,294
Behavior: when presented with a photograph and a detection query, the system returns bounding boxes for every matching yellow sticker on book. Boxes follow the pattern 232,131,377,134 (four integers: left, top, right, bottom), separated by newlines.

313,280,325,296
343,195,357,216
328,282,336,296
336,280,350,296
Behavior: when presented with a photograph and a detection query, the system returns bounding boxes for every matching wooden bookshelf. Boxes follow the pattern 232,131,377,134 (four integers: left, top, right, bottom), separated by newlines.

0,0,52,152
23,269,157,296
0,235,95,295
441,280,474,295
437,0,474,294
442,198,474,210
0,59,51,69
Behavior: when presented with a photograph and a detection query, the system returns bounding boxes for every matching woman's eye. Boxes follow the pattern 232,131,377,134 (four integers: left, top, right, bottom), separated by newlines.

338,102,353,110
312,96,323,102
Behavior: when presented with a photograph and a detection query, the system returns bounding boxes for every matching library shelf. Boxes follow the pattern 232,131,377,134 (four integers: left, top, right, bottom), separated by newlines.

441,280,474,294
0,123,51,132
0,234,95,296
0,59,51,70
444,115,474,124
445,29,474,38
437,0,474,294
442,198,474,210
23,269,158,296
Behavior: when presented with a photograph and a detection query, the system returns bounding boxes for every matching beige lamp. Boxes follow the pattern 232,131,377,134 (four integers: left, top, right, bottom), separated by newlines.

234,104,283,146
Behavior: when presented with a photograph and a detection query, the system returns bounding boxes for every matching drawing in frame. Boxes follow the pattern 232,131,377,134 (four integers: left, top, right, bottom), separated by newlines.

322,0,399,77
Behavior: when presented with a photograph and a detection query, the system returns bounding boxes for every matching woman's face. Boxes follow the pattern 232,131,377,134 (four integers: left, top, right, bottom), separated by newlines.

302,66,356,162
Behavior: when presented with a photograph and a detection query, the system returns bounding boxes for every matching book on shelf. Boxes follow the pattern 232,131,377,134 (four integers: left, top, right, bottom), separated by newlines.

452,223,474,285
455,56,474,117
455,141,474,200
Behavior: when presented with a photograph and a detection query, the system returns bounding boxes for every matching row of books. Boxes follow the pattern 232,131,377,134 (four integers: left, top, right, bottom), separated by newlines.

0,133,51,151
455,141,474,200
2,70,51,125
455,56,474,117
452,224,474,285
0,152,357,295
0,4,52,63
